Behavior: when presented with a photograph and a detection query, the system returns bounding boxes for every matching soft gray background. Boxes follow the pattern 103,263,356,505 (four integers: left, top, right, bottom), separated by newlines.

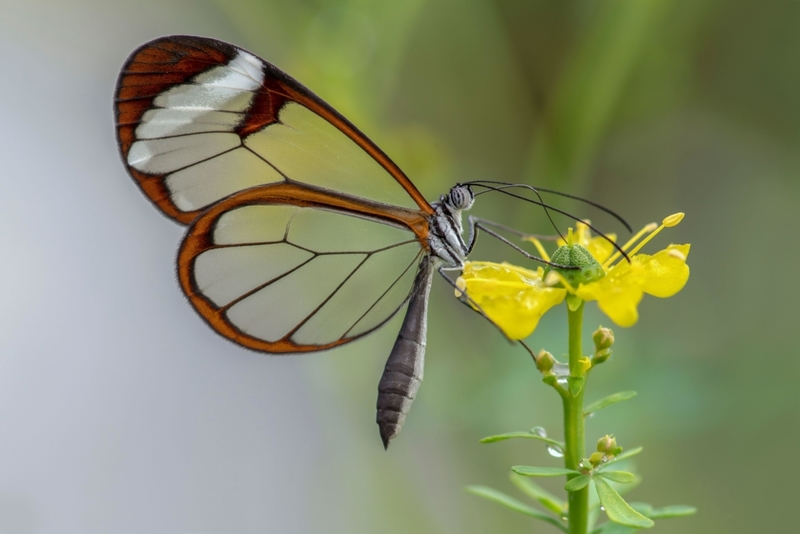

1,1,799,533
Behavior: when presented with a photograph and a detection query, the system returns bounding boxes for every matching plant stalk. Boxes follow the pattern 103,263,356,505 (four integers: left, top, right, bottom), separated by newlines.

564,300,588,534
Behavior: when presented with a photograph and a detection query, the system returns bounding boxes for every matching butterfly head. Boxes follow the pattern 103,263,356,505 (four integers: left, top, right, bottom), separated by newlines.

445,184,475,212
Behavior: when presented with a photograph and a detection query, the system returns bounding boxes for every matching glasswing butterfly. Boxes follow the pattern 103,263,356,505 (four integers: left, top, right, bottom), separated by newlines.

114,35,626,448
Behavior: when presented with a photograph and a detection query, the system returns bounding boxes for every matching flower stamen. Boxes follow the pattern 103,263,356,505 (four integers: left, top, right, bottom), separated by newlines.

523,237,550,262
663,212,685,227
623,212,685,260
602,222,658,270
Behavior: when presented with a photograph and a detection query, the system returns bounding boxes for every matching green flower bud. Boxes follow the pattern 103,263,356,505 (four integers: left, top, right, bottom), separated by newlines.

592,326,615,351
579,458,594,471
597,435,617,453
543,244,606,287
589,452,605,467
609,446,623,457
536,349,555,374
592,348,612,365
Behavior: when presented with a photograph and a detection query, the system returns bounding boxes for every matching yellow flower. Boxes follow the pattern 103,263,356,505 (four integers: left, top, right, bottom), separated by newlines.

457,262,566,340
457,213,690,338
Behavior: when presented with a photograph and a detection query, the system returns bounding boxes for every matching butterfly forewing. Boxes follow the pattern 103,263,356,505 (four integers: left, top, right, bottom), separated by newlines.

115,35,433,224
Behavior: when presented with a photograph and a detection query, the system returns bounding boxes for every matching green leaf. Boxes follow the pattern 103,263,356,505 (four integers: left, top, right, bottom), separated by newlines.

592,522,639,534
512,466,580,477
649,505,697,518
567,293,583,311
591,504,652,533
588,507,602,533
626,503,654,517
542,374,559,387
584,391,637,416
596,470,636,484
480,431,564,449
564,474,592,492
509,474,566,516
594,477,655,529
465,486,568,533
603,446,643,467
590,476,641,515
592,502,695,532
569,376,585,397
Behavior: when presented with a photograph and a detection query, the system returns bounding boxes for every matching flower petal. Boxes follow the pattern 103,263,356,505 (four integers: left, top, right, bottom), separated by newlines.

576,277,643,327
633,244,690,298
460,262,566,339
596,287,643,327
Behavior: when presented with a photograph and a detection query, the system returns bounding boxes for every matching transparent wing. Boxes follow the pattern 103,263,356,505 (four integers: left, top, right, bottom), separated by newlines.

115,35,432,224
178,185,427,352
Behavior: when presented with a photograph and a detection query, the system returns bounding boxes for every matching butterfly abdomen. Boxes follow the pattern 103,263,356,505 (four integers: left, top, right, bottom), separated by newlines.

376,260,433,449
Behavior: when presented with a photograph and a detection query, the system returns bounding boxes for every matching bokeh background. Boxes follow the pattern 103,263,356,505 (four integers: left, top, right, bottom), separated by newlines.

1,0,797,532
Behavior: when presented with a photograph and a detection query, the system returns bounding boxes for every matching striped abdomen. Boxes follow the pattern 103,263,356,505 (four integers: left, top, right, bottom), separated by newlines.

376,260,433,449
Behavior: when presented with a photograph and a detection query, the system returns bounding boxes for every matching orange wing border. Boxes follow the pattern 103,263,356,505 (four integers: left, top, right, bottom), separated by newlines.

178,182,430,353
115,35,434,225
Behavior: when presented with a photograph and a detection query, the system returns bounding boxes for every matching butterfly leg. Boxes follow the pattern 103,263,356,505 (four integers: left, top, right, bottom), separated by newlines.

436,266,513,343
466,217,561,242
465,216,577,270
438,268,542,367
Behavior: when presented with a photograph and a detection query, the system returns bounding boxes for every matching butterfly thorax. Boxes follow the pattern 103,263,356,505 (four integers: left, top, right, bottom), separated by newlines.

427,185,474,269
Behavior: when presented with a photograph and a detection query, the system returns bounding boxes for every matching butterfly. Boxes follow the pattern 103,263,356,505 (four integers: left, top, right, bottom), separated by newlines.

114,35,619,448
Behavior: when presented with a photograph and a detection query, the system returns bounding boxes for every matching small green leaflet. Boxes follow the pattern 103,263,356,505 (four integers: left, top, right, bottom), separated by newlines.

584,391,637,416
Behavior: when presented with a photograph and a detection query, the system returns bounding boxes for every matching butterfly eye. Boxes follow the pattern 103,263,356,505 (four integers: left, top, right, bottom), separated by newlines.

448,186,474,211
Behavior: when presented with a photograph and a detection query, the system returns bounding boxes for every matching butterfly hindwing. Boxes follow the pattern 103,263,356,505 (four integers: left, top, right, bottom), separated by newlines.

177,183,428,352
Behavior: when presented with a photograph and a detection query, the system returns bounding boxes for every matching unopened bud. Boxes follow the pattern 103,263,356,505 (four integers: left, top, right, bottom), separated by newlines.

542,374,558,387
592,348,612,365
597,435,617,454
609,446,623,457
589,452,605,467
593,326,614,352
536,350,555,374
579,458,594,471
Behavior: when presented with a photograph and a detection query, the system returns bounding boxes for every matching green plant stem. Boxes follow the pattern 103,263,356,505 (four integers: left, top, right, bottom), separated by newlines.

564,300,588,534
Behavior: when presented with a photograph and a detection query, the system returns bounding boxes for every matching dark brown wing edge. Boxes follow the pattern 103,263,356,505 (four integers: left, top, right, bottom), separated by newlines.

114,35,434,225
177,182,431,353
115,36,237,224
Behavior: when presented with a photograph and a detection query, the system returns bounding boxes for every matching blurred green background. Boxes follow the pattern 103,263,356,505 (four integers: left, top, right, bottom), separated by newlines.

1,0,798,532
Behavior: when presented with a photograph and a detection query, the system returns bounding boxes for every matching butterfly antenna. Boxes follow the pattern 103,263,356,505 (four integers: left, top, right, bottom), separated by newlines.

468,183,629,262
465,180,632,233
468,182,565,241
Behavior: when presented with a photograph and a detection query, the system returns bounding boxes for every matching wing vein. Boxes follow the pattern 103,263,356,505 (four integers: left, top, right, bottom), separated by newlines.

282,254,372,340
242,145,292,180
207,238,417,255
138,130,237,141
217,254,317,313
342,250,425,339
159,143,243,176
